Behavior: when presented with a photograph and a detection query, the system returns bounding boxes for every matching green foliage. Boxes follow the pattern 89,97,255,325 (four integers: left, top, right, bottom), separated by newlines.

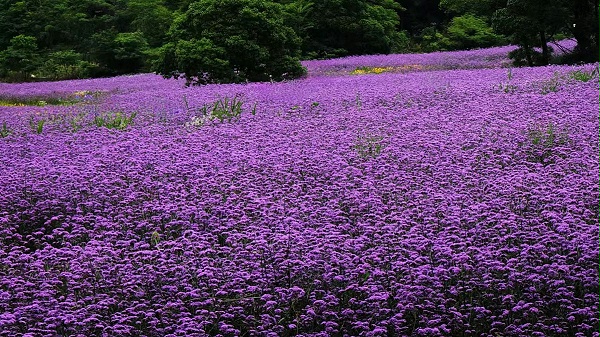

303,0,404,57
155,0,306,85
492,0,567,66
0,94,79,107
527,123,568,147
90,31,149,74
156,38,233,85
36,50,100,80
539,72,563,94
353,134,385,159
29,117,46,134
94,111,137,130
0,121,11,138
0,0,172,80
418,27,447,52
498,67,518,93
442,15,505,50
439,0,503,17
150,231,161,247
208,96,244,123
0,0,596,80
569,68,599,82
524,122,570,165
390,30,412,53
0,35,39,80
113,32,150,72
127,0,173,47
187,95,253,126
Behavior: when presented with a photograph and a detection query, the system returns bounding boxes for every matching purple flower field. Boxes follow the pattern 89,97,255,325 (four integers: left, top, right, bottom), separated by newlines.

0,45,598,337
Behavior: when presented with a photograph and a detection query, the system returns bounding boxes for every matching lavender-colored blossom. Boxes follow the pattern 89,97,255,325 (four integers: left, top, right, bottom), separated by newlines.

0,44,598,337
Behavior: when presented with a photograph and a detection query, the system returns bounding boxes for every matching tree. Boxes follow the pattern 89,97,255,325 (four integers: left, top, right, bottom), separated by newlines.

0,35,39,79
88,30,149,74
395,0,447,36
154,0,306,85
568,0,599,62
439,0,504,18
302,0,404,57
442,14,504,50
126,0,173,47
492,0,568,66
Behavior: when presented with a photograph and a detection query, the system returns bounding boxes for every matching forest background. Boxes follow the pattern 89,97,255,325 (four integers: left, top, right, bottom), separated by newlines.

0,0,597,83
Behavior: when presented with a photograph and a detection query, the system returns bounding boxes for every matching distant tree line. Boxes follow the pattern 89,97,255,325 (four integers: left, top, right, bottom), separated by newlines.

0,0,597,84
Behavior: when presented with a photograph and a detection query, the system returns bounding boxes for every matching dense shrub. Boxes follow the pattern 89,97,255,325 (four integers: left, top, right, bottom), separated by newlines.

442,14,505,50
154,0,306,85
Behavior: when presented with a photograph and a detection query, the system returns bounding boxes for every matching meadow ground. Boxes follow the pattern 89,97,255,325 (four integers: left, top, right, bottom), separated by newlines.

0,43,598,336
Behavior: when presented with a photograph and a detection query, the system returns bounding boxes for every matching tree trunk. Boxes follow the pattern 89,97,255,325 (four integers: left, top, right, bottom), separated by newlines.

539,31,549,65
524,42,533,67
571,0,599,61
593,0,599,50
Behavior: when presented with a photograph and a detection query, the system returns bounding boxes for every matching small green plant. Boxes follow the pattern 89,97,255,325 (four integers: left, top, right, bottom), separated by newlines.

524,122,570,165
355,92,362,109
210,95,244,122
499,83,518,93
527,122,568,148
569,68,599,82
353,134,385,159
94,111,137,130
309,101,320,113
150,231,161,247
0,121,11,137
540,72,563,94
69,112,87,132
28,116,46,134
250,102,257,116
186,95,254,127
288,105,301,114
498,67,518,93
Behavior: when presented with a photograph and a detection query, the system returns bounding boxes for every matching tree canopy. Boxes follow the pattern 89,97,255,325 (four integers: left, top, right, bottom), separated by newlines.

154,0,306,85
0,0,597,82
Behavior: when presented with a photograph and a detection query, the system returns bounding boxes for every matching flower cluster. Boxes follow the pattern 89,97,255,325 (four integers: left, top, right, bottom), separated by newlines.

303,40,578,77
0,46,597,336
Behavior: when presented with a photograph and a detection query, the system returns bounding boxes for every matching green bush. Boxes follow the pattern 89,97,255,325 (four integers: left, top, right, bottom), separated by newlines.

90,31,149,75
418,27,446,52
0,35,39,80
36,50,99,80
442,15,505,50
569,68,599,82
154,0,306,85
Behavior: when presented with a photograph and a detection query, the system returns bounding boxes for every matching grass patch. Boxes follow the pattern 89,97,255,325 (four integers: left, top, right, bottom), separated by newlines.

0,91,104,107
94,111,137,130
569,68,599,82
